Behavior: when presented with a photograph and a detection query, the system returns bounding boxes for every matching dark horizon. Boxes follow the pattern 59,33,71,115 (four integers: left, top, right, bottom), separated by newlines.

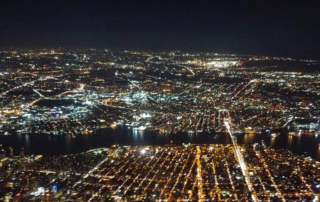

1,0,320,59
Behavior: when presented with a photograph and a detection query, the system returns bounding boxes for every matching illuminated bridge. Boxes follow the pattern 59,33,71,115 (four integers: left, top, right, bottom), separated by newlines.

224,118,258,202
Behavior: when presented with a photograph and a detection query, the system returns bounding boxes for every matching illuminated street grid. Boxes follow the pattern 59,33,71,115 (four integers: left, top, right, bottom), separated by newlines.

57,145,318,202
72,145,255,202
1,49,320,201
1,144,320,201
1,49,320,136
242,143,319,201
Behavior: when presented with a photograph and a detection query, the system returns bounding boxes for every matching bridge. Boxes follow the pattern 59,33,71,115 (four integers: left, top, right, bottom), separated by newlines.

224,117,258,202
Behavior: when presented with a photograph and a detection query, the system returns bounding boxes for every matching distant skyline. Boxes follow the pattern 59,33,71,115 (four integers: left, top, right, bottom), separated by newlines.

1,0,320,59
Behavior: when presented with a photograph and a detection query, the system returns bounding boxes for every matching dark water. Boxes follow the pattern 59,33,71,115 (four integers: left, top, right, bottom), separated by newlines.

1,127,320,160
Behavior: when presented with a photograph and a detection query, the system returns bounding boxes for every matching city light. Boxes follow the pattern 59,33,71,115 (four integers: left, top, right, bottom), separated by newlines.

0,48,319,201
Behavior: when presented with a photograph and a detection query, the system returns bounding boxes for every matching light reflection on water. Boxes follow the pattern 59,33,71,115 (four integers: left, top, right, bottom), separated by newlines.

317,145,320,160
287,135,293,150
243,133,255,144
270,136,276,146
0,128,320,160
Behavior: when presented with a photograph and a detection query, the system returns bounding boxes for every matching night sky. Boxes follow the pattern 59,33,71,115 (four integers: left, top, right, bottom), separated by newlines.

1,0,320,58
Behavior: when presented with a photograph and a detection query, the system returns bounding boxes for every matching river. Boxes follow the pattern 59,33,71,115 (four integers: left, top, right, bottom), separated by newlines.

1,127,320,160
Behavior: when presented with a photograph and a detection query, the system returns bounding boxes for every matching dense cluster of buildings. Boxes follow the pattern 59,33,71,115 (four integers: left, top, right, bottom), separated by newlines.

0,147,108,202
0,48,320,135
0,145,319,201
1,48,320,201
